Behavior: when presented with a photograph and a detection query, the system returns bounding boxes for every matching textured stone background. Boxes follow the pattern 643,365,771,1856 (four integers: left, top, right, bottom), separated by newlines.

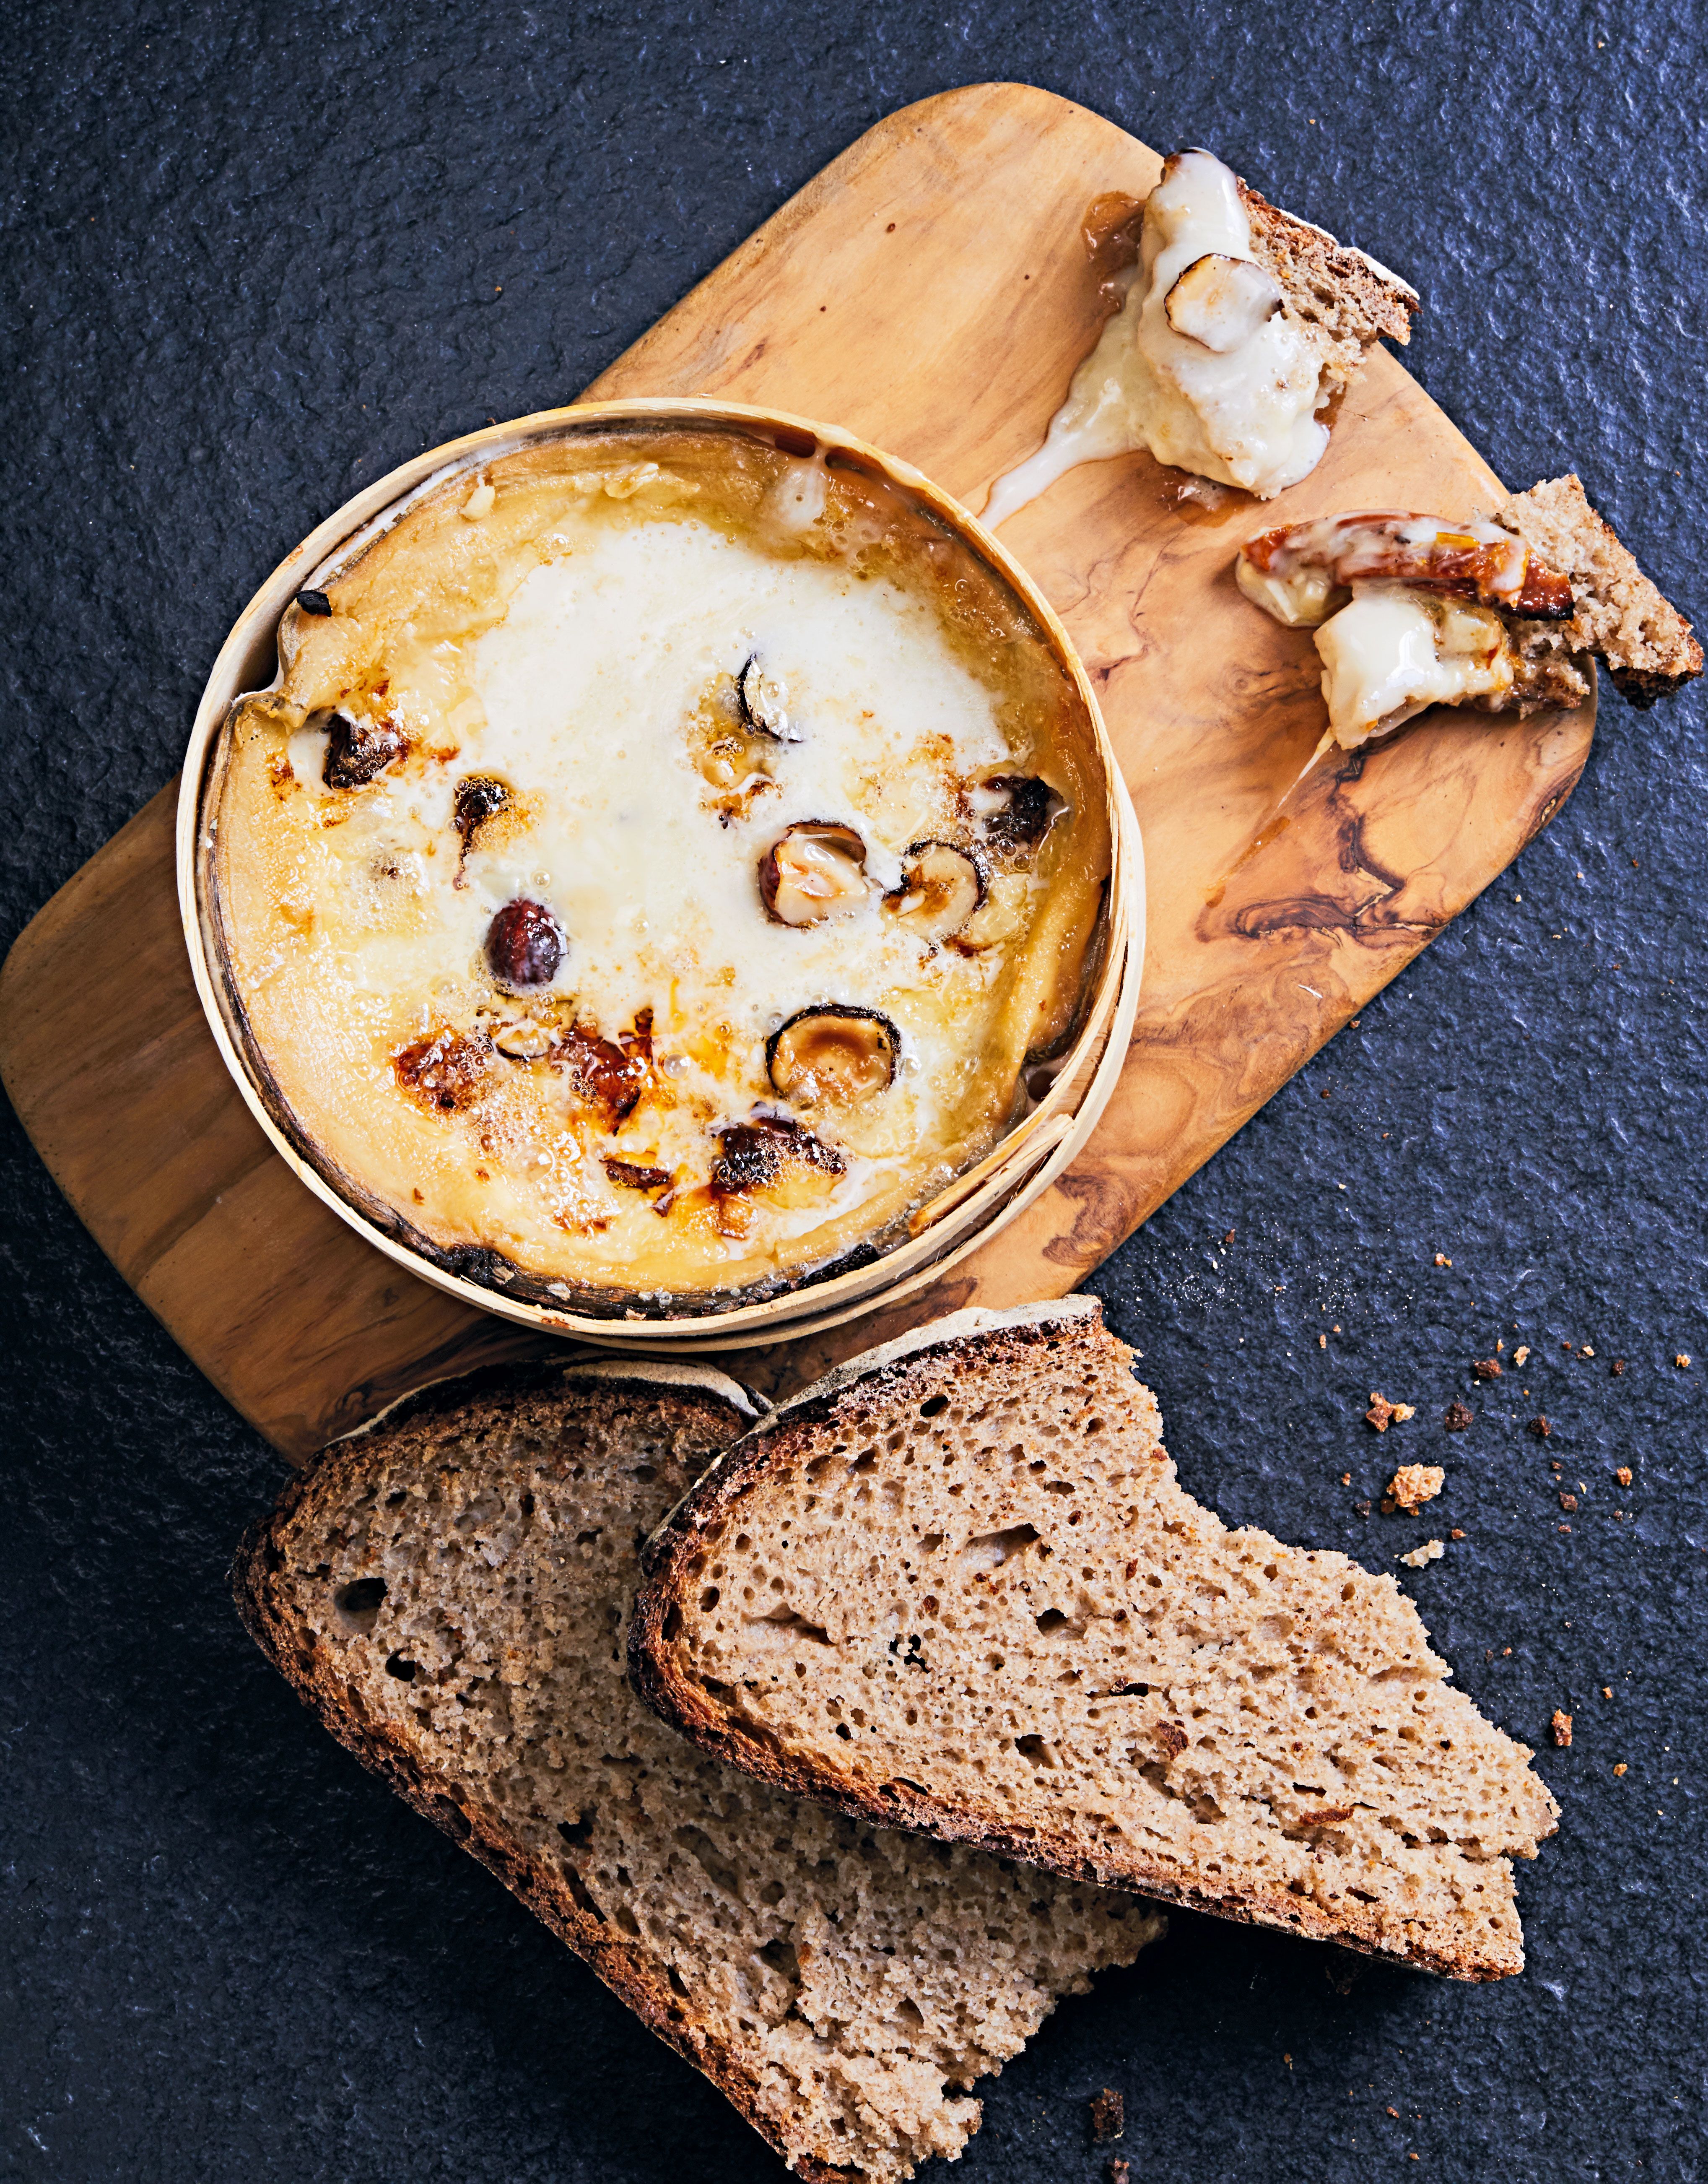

3,2,1705,2177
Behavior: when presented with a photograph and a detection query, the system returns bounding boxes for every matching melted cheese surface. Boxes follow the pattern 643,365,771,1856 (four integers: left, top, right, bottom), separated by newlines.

211,427,1110,1311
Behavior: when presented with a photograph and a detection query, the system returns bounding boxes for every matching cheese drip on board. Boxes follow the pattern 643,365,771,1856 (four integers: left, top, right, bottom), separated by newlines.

211,428,1111,1311
984,149,1329,527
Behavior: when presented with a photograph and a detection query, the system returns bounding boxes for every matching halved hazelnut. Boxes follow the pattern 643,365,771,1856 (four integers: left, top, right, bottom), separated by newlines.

971,775,1064,859
1163,252,1284,352
485,899,565,989
323,712,406,790
886,841,986,941
738,653,799,742
766,1005,899,1110
758,820,871,926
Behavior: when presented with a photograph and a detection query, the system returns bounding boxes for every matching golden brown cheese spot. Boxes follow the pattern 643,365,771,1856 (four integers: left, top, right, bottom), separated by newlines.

395,1028,493,1112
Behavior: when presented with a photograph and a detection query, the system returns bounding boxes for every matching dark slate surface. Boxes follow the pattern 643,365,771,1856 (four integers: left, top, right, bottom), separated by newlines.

3,2,1704,2177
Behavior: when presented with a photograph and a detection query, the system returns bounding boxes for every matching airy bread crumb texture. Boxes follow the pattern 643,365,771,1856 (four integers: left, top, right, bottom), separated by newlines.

1500,472,1702,708
1241,185,1418,386
635,1310,1559,1982
233,1369,1160,2184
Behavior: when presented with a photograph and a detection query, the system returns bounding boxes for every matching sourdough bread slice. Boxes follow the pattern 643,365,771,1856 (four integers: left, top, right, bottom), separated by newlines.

1498,472,1703,708
631,1303,1559,1983
233,1358,1162,2184
1240,184,1418,388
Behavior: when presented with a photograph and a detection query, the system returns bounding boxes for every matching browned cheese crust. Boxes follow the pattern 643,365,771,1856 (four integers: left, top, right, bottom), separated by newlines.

632,1306,1560,1984
1241,185,1419,387
1496,471,1702,709
233,1360,1159,2184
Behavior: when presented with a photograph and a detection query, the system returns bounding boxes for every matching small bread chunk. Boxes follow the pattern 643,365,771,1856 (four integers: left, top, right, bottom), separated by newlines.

633,1302,1558,1982
1385,1464,1444,1514
1499,473,1702,708
1240,185,1418,387
233,1360,1160,2184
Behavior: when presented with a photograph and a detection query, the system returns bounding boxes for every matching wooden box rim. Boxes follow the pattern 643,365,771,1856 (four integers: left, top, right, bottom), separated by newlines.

177,394,1145,1345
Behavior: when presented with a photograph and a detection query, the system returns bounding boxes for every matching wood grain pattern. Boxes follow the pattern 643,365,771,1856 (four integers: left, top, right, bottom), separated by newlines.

0,83,1592,1456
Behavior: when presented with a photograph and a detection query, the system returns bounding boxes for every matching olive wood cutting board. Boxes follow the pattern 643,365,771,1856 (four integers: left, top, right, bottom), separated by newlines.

0,82,1593,1459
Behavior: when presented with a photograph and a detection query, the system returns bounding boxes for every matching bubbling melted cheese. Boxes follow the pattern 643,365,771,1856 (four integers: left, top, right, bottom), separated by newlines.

211,428,1111,1311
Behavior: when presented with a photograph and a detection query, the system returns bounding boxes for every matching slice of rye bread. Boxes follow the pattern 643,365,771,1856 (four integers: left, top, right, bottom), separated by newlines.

631,1301,1560,1983
1239,182,1419,387
232,1358,1163,2184
1496,472,1703,710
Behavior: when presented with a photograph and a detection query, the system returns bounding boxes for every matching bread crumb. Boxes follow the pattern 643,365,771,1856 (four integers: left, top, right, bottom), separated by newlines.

1581,1345,1596,1358
1385,1463,1444,1513
1614,1762,1628,1777
1615,1466,1632,1487
1529,1415,1552,1439
1106,2161,1131,2184
1223,1228,1236,1246
1550,1711,1572,1747
1089,2088,1124,2144
1443,1401,1474,1432
1319,1334,1328,1348
1340,1472,1352,1486
1471,1357,1503,1381
1399,1539,1444,1568
1434,1252,1452,1266
1449,1527,1465,1540
1602,1686,1613,1699
1559,1492,1578,1512
1677,1354,1692,1369
1610,1359,1626,1377
1365,1392,1416,1431
1514,1345,1531,1365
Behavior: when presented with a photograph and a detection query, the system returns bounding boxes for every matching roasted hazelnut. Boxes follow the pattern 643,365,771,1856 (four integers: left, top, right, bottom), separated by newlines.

886,841,986,941
453,774,510,851
711,1114,844,1194
738,653,799,741
973,774,1063,858
323,711,406,790
758,820,871,926
485,899,566,989
1164,252,1284,351
766,1005,899,1109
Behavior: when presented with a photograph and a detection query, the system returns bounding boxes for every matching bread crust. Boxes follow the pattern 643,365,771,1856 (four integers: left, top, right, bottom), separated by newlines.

1239,183,1418,385
1498,473,1702,707
631,1305,1547,1984
232,1362,865,2184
